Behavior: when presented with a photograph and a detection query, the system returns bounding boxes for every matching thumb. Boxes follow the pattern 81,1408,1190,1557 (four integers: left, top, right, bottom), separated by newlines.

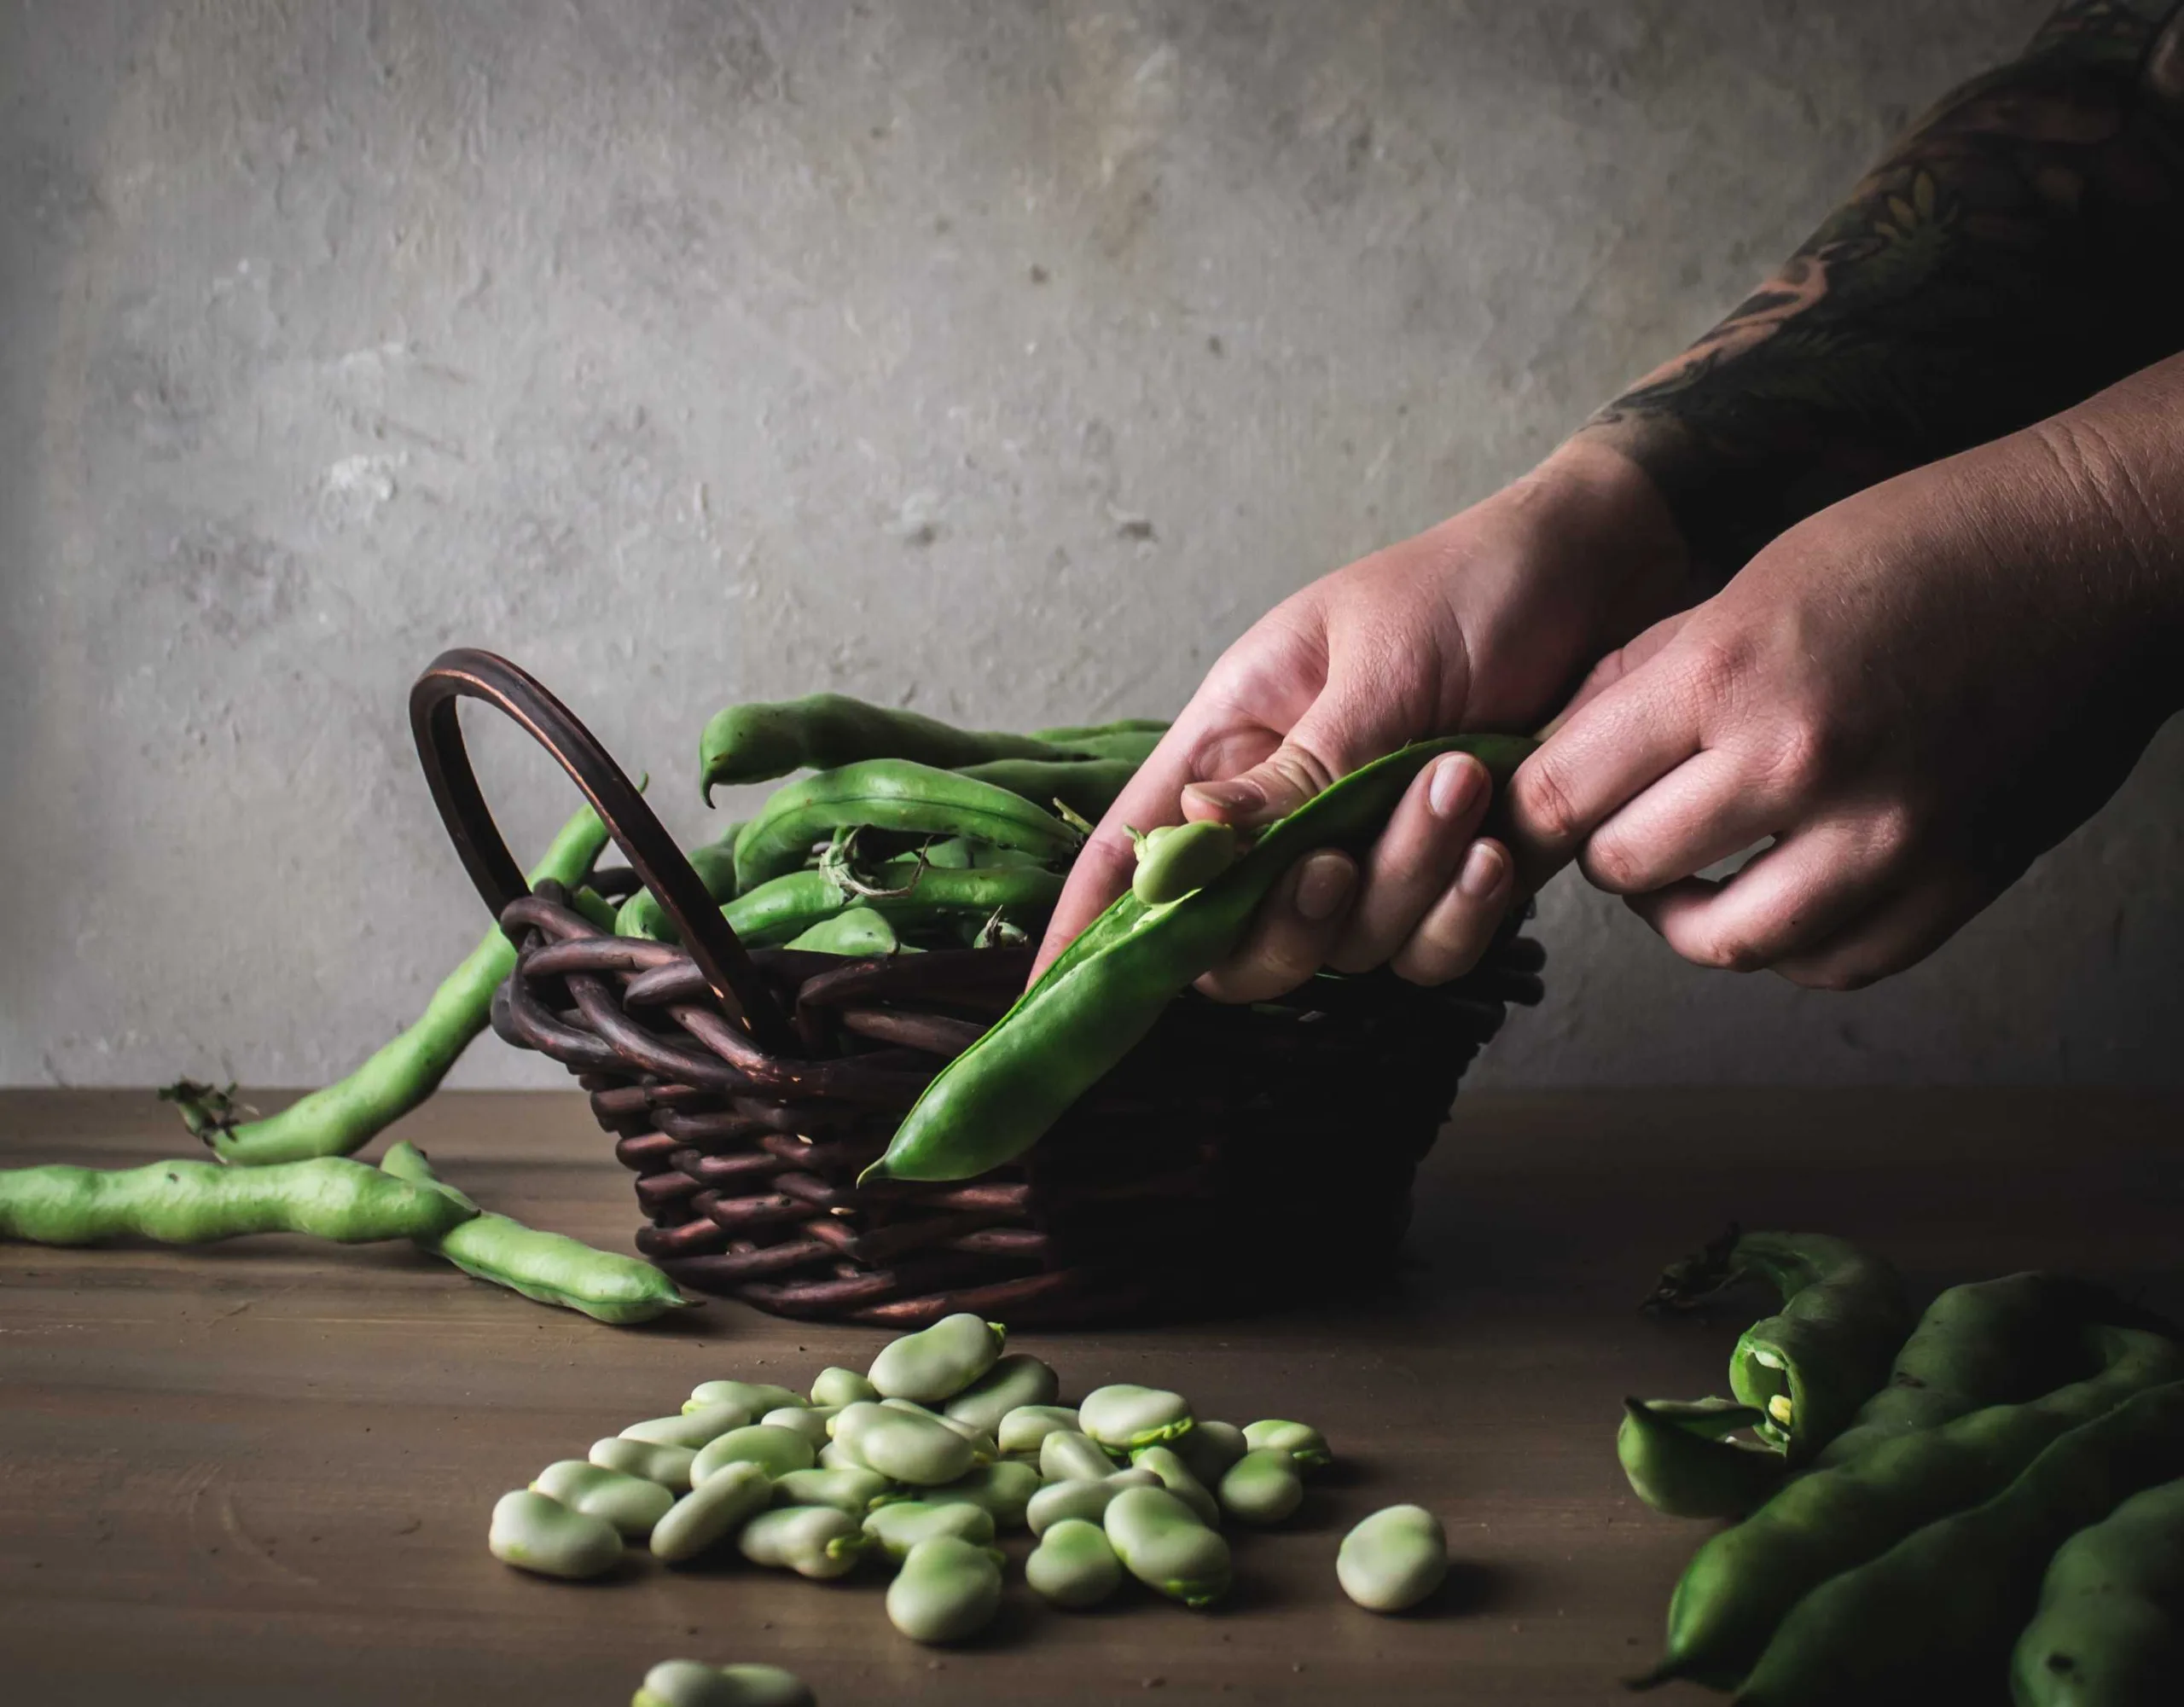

1180,693,1409,829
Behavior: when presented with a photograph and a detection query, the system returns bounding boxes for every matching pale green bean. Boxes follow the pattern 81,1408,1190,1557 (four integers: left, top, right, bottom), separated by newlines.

1027,1470,1160,1536
737,1505,870,1579
530,1460,675,1538
489,1489,622,1580
650,1462,774,1565
886,1536,1004,1644
1105,1485,1231,1609
869,1313,1006,1403
860,1498,997,1563
590,1437,697,1491
810,1367,880,1408
692,1425,815,1484
632,1659,813,1707
1130,1444,1221,1527
944,1354,1061,1437
1080,1385,1194,1452
996,1405,1080,1456
1027,1517,1124,1609
1218,1448,1304,1525
771,1466,893,1517
1338,1505,1447,1611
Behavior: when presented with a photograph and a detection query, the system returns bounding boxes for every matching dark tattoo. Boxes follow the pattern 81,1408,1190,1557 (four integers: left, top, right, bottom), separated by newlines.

1582,0,2184,583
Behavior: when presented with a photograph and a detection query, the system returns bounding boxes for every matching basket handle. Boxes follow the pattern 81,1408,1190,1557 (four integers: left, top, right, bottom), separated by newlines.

409,647,795,1056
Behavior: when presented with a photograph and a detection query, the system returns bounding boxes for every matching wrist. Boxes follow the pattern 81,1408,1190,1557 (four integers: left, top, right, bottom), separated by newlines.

1489,437,1695,647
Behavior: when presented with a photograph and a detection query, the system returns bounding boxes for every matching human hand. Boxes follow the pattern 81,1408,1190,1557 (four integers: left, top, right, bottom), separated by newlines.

1033,439,1688,996
1507,373,2184,989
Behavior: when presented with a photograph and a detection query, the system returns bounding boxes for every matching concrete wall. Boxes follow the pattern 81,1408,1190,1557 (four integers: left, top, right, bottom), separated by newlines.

8,0,2175,1094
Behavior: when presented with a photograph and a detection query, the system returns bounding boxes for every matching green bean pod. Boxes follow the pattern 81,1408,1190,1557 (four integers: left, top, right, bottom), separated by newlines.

632,1658,814,1707
1636,1323,2184,1692
164,801,612,1163
865,734,1536,1182
1105,1485,1232,1609
770,1465,892,1516
379,1141,686,1325
886,1535,1005,1644
715,866,1066,949
488,1489,623,1580
996,1405,1080,1456
1739,1381,2184,1704
732,760,1081,891
1338,1504,1449,1612
1240,1419,1331,1469
685,1380,807,1418
1616,1397,1787,1520
860,1498,997,1563
811,1367,881,1408
531,1460,677,1538
1080,1385,1195,1453
932,1460,1042,1531
944,1354,1061,1437
614,839,742,940
1026,1517,1125,1608
0,1156,476,1246
1217,1447,1304,1525
1026,1470,1161,1536
869,1313,1008,1402
736,1504,871,1579
2011,1472,2184,1706
700,694,1100,796
649,1461,775,1565
691,1425,816,1484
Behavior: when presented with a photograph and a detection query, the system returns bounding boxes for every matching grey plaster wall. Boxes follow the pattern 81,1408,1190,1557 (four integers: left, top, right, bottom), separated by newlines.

7,0,2175,1093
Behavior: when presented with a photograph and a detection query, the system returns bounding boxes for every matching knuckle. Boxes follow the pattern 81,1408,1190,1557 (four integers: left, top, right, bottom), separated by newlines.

1513,757,1584,849
1685,924,1768,973
1578,833,1651,896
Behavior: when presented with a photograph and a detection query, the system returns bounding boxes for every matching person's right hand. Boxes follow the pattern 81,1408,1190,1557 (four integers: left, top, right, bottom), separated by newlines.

1033,438,1690,997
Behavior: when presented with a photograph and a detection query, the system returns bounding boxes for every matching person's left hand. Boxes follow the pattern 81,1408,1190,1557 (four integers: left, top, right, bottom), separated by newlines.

1506,374,2184,989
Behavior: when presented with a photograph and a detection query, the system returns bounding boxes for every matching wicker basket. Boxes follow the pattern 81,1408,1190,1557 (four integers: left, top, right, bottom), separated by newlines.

412,649,1543,1327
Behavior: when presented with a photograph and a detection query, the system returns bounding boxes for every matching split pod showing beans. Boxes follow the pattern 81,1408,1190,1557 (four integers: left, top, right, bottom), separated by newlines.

886,1535,1005,1644
1338,1505,1449,1612
1615,1397,1786,1522
631,1660,814,1707
1129,820,1238,905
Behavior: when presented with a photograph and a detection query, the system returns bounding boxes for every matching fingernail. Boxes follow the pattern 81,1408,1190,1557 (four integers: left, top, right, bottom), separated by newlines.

1294,852,1356,921
1186,778,1263,816
1427,753,1484,821
1458,841,1504,899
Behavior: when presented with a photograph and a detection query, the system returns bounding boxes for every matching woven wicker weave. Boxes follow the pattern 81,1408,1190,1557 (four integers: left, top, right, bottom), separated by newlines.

414,649,1542,1327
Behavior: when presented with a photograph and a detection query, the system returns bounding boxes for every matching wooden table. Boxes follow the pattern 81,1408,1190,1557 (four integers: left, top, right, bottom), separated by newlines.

3,1087,2177,1704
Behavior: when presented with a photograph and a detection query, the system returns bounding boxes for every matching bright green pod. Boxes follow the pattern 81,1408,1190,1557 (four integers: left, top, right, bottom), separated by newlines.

1616,1397,1787,1520
868,1313,1007,1403
589,1437,697,1492
631,1658,813,1707
649,1461,774,1565
761,1406,836,1449
1080,1385,1194,1453
955,757,1140,821
996,1404,1080,1456
1339,1505,1448,1611
1027,1470,1160,1536
860,1498,997,1563
530,1460,677,1539
932,1460,1041,1531
886,1536,1005,1645
613,840,742,942
685,1380,806,1418
0,1156,479,1247
1130,819,1238,905
488,1489,622,1581
1105,1485,1231,1609
699,694,1089,797
1217,1448,1304,1526
810,1367,880,1408
770,1466,893,1517
1130,1444,1221,1527
782,907,903,956
735,1505,871,1580
829,1402,978,1486
1041,1430,1122,1485
2011,1473,2184,1706
691,1425,816,1485
1240,1419,1330,1469
944,1354,1061,1437
717,866,1065,950
1027,1517,1125,1609
621,1404,754,1450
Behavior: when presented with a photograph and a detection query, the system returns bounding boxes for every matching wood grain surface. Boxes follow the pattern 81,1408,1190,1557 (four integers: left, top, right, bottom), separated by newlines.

3,1086,2178,1705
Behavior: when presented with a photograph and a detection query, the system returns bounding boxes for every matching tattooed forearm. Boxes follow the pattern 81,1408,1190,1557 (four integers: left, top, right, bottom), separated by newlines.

1578,0,2184,583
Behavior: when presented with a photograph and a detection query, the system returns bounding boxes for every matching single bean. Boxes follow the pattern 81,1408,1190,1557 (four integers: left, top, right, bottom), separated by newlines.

628,1402,759,1445
700,694,1094,796
1080,1385,1194,1454
0,1156,476,1248
762,1407,835,1449
860,1498,997,1563
818,1439,868,1473
590,1437,697,1492
1339,1505,1448,1612
1739,1381,2184,1704
649,1461,774,1565
1042,1431,1123,1485
869,1312,1006,1403
1105,1485,1232,1609
771,1466,893,1517
944,1354,1061,1437
2011,1472,2184,1707
932,1460,1042,1531
886,1535,1005,1645
1130,820,1238,905
1637,1323,2184,1691
686,1381,806,1418
736,1505,871,1580
722,866,1065,950
631,1658,813,1707
829,1402,977,1485
692,1425,816,1484
880,1397,997,1460
1028,1470,1161,1536
996,1405,1080,1456
1241,1420,1330,1469
531,1460,677,1538
1130,1445,1221,1527
488,1489,622,1580
161,803,611,1164
1218,1448,1304,1526
614,839,742,942
1026,1517,1125,1609
865,734,1535,1182
1616,1397,1787,1521
810,1367,880,1408
1175,1420,1249,1485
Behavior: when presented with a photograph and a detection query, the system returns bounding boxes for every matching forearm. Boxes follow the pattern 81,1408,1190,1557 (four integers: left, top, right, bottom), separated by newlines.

1574,0,2184,584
